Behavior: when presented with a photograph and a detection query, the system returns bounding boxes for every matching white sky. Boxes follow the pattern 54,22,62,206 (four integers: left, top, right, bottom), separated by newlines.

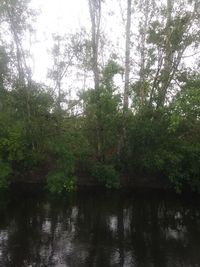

29,0,125,87
30,0,91,83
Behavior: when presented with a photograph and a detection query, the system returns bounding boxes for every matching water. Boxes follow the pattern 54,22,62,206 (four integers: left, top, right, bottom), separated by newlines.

0,189,200,267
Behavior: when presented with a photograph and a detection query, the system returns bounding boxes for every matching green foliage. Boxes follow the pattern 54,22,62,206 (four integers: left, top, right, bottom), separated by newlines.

0,82,55,175
92,163,120,189
0,46,9,87
81,59,122,162
126,75,200,193
0,0,200,196
170,78,200,126
0,54,199,194
47,171,76,194
0,124,25,162
166,78,200,192
126,109,170,173
0,160,11,190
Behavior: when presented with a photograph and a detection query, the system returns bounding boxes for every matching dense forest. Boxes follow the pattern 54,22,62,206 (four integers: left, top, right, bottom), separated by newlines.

0,0,200,193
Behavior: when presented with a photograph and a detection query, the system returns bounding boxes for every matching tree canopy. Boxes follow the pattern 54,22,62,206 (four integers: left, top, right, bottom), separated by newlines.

0,0,200,193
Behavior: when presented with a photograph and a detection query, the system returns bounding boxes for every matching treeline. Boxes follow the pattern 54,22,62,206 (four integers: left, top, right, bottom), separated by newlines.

0,0,200,193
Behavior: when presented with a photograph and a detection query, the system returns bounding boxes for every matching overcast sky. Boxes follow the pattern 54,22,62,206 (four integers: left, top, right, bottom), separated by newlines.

30,0,90,82
29,0,125,86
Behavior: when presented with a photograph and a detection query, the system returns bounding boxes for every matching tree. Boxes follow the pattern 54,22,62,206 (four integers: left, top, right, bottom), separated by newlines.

88,0,101,92
88,0,102,159
81,58,122,187
48,34,76,112
137,0,153,108
0,0,34,81
147,0,200,109
123,0,132,111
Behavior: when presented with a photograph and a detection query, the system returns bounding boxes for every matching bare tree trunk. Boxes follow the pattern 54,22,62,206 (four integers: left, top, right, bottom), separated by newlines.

123,0,132,112
117,0,132,157
5,2,32,129
139,0,150,107
157,0,173,108
4,1,38,149
89,0,101,92
88,0,102,159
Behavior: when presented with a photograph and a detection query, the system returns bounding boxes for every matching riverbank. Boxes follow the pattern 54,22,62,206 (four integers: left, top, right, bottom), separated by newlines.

10,171,172,191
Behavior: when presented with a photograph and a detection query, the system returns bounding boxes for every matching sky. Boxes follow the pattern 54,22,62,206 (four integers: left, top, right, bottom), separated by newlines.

30,0,91,83
29,0,125,88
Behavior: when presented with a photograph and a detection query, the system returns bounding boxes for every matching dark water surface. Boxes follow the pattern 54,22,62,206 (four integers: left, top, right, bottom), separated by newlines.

0,188,200,267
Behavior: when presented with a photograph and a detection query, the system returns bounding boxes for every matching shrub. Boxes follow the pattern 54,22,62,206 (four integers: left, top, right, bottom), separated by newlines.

92,163,120,188
47,171,76,194
0,160,12,190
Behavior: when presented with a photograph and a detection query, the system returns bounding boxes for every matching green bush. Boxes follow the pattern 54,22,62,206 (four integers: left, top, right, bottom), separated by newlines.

0,160,12,190
92,163,120,188
47,171,76,194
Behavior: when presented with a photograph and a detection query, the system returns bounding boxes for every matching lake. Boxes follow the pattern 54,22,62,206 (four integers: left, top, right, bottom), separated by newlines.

0,188,200,267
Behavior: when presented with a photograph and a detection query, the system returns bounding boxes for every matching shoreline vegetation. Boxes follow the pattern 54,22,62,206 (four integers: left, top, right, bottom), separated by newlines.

0,0,200,195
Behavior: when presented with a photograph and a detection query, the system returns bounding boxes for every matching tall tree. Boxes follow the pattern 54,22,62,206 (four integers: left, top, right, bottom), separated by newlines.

88,0,101,92
0,0,37,151
0,0,34,82
48,34,75,112
123,0,132,111
147,0,200,109
138,0,151,107
157,0,174,108
88,0,102,159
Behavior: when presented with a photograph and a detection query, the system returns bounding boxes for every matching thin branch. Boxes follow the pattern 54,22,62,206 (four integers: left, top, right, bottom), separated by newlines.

182,50,200,58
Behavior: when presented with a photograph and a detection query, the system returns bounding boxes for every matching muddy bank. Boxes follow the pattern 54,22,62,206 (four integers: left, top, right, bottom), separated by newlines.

10,171,172,192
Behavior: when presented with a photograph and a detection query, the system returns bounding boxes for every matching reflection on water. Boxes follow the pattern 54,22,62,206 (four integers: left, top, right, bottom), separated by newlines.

0,190,200,267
